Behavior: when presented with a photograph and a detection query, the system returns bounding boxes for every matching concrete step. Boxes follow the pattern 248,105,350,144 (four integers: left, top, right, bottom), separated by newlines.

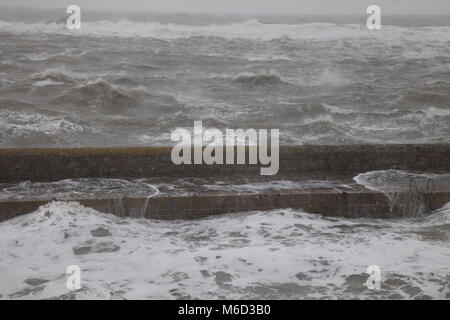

0,175,449,221
0,145,448,221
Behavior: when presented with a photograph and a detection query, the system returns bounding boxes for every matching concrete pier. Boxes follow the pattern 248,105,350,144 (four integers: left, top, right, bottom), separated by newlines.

0,144,449,221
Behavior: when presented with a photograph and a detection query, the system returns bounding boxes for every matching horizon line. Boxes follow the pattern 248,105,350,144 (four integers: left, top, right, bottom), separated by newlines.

2,4,450,16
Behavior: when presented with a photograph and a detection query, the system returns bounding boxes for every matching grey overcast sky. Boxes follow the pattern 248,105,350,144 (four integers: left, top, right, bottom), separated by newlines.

1,0,450,15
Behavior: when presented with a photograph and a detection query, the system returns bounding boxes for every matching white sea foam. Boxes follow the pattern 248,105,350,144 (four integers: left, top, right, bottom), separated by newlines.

354,170,450,193
0,201,449,299
322,103,354,115
0,19,449,42
32,79,65,87
0,111,90,137
422,106,450,117
0,179,159,201
25,49,88,62
29,66,86,82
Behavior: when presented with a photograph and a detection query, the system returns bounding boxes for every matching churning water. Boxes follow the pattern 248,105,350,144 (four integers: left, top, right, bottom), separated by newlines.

0,171,449,299
0,8,449,299
0,8,449,146
0,201,448,299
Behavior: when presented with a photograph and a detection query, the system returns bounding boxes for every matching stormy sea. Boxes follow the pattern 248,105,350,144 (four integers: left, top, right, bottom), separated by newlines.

0,7,449,299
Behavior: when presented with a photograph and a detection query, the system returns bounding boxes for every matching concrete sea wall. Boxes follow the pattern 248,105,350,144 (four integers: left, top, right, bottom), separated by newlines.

0,144,449,221
0,144,448,183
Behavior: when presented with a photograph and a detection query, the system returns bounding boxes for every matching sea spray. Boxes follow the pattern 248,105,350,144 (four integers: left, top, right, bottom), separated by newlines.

354,170,449,217
1,202,449,299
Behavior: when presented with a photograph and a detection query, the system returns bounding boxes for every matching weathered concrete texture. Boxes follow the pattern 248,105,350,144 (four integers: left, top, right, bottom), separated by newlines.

0,191,389,222
0,145,449,221
1,190,449,222
144,191,392,220
0,144,448,183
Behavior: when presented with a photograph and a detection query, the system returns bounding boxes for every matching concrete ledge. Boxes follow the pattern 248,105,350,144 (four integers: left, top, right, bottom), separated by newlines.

0,191,389,222
0,144,449,221
0,144,449,183
144,191,392,219
1,190,449,222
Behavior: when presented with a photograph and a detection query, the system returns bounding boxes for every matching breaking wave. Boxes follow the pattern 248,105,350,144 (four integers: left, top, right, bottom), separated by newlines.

54,79,140,113
24,49,88,62
0,110,89,137
0,201,449,299
354,170,450,217
1,19,450,41
354,170,450,193
29,67,84,84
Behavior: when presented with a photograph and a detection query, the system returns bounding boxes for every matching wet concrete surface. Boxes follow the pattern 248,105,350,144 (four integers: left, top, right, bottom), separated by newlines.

0,145,449,221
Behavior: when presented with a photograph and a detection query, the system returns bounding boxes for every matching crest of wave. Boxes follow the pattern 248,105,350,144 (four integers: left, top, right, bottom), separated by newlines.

0,201,449,299
1,19,449,41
